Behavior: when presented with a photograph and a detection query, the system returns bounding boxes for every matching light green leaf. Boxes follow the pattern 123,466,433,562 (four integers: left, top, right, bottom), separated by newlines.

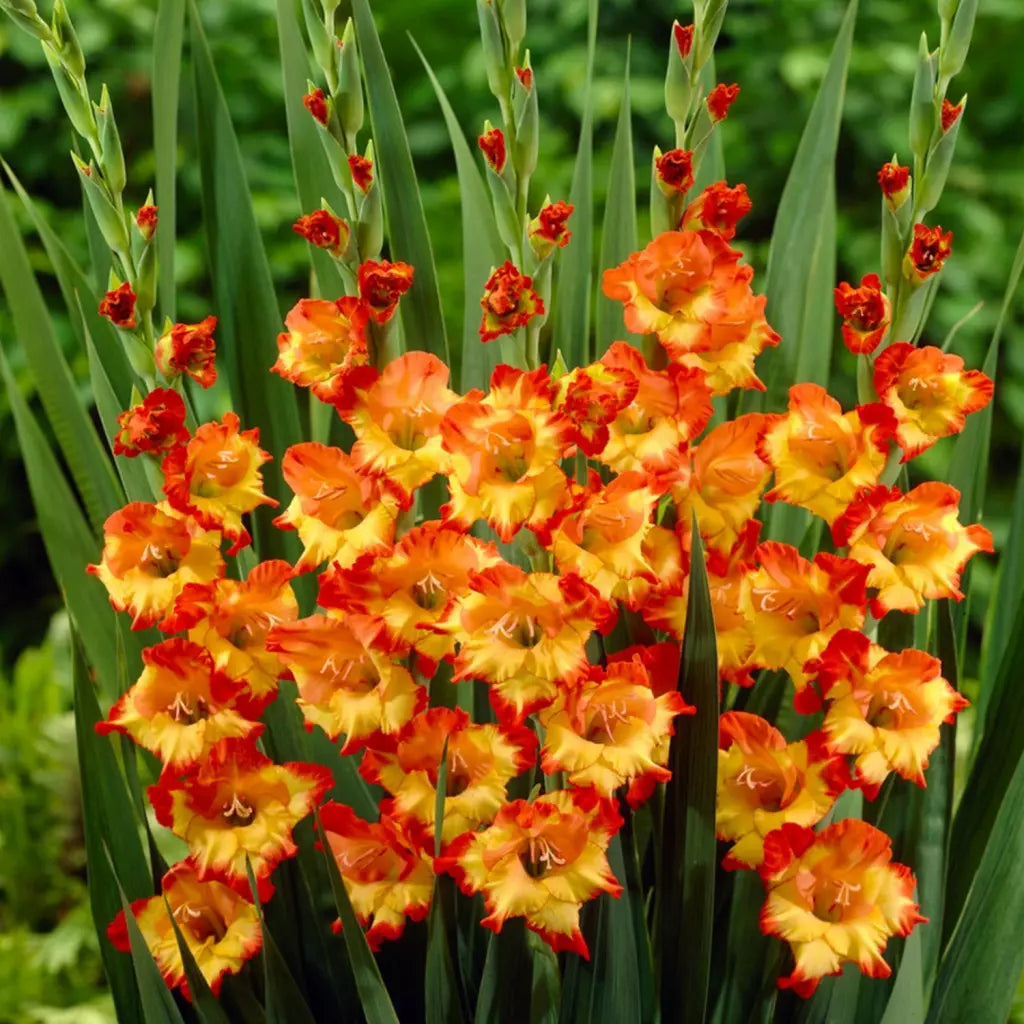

879,928,923,1024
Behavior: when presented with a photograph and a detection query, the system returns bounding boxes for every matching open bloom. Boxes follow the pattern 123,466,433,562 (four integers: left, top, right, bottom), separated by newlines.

88,502,224,631
358,259,415,324
904,224,952,282
99,282,137,328
555,361,638,458
439,788,623,957
716,712,845,869
834,274,890,355
873,343,993,460
759,820,925,997
113,388,189,458
107,862,261,999
293,209,350,255
162,412,277,555
155,317,218,389
832,483,993,617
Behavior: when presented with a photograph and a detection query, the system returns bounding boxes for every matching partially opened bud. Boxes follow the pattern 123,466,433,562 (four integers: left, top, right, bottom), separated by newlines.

293,208,350,256
834,274,891,355
478,122,507,174
99,281,137,329
878,162,911,211
707,83,739,122
529,199,574,259
135,203,158,243
654,147,695,197
904,223,953,284
303,86,329,126
348,152,374,194
665,21,694,122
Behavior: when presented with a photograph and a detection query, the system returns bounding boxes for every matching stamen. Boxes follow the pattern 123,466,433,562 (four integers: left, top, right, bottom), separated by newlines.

168,692,194,722
222,793,254,820
736,765,772,790
831,879,862,909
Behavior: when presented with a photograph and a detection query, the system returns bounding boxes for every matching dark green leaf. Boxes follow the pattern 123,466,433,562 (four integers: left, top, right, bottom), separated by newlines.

165,897,233,1024
879,928,923,1024
476,918,532,1024
425,875,467,1024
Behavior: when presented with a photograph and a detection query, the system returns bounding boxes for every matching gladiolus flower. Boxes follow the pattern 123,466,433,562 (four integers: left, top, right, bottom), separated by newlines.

941,98,963,132
833,274,891,355
680,182,752,240
361,707,537,843
707,83,740,122
832,483,993,617
439,788,623,957
878,162,911,209
357,259,415,324
555,361,638,458
529,199,574,257
873,342,993,460
113,388,189,458
304,87,328,125
674,23,694,58
716,712,845,870
136,204,158,241
149,737,333,897
654,148,695,195
904,223,953,282
759,820,925,997
88,502,224,631
107,862,261,999
318,804,434,948
804,630,967,792
272,296,371,406
515,65,533,90
348,153,373,193
478,124,506,173
97,639,264,771
759,384,896,525
479,261,544,342
99,282,137,328
293,209,350,256
162,412,277,556
155,317,218,389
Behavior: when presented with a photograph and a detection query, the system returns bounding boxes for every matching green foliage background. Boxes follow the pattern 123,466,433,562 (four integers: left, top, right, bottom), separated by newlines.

0,0,1021,1019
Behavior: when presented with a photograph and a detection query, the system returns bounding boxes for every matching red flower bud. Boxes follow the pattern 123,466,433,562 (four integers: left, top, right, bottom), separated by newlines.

834,273,891,355
113,388,189,458
681,182,752,240
155,316,218,389
479,261,544,342
348,154,374,194
674,23,694,59
529,200,574,254
304,87,329,126
357,259,415,324
478,126,507,174
99,282,137,328
515,66,533,90
878,162,911,209
135,205,158,242
707,83,740,122
655,148,695,195
293,210,350,256
905,224,953,281
941,98,963,133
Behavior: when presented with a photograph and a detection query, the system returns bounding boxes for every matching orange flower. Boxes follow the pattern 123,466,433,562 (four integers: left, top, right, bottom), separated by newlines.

113,388,189,458
759,820,925,997
873,342,993,460
340,352,459,499
317,521,505,667
266,614,425,751
741,541,868,692
759,384,895,525
271,296,371,406
357,259,415,324
162,412,277,555
293,209,350,256
438,788,622,957
941,98,963,132
904,223,952,282
319,803,434,949
88,501,224,631
680,182,752,240
805,630,967,793
360,707,537,844
478,124,506,173
274,442,401,573
149,737,333,897
716,712,845,869
155,317,218,389
654,148,695,195
539,656,693,797
348,154,373,193
555,361,639,457
706,83,739,122
833,483,993,617
304,87,328,125
596,342,713,474
107,862,261,999
448,565,609,721
135,204,158,241
98,639,264,772
707,520,762,685
98,281,137,328
833,274,890,355
166,560,298,701
440,366,573,541
601,230,779,394
479,261,544,342
674,22,694,58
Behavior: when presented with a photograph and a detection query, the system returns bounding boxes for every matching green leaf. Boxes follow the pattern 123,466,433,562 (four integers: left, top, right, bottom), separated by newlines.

760,0,858,408
657,517,719,1023
1,347,120,694
550,0,598,371
412,38,505,392
425,876,468,1024
315,812,400,1024
165,897,234,1024
351,0,449,365
476,918,532,1024
152,0,186,322
0,180,123,532
879,928,923,1024
595,41,639,355
188,0,303,556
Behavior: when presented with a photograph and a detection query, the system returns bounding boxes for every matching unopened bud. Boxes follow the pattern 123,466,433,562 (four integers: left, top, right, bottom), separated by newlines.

695,0,728,69
50,0,85,80
337,19,364,140
356,142,382,258
919,97,965,215
477,0,510,101
42,44,95,141
301,0,335,89
501,0,526,53
665,21,693,123
909,34,937,159
512,52,538,180
96,84,126,194
135,235,158,314
72,153,129,253
938,0,959,19
939,0,977,78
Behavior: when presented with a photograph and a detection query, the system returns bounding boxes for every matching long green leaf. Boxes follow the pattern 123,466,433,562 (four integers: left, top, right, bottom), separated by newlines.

658,517,719,1023
879,928,923,1024
165,900,234,1024
412,39,505,392
351,0,449,365
153,0,186,322
595,41,639,355
550,0,598,371
761,0,858,408
0,181,123,531
476,919,532,1024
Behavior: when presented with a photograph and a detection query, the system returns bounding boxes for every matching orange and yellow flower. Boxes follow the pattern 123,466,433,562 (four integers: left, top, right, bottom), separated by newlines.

833,274,890,355
716,712,845,870
439,788,623,957
759,384,895,525
832,483,993,617
555,361,638,458
107,862,262,999
162,413,277,555
873,342,993,460
805,629,967,792
88,501,224,631
759,820,925,997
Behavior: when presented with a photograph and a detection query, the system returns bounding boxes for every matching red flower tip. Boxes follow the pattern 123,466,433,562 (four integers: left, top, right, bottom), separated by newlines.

515,66,533,90
941,98,963,133
655,148,695,195
833,273,891,355
303,87,329,126
113,387,189,458
357,259,415,324
348,154,374,194
136,205,158,241
707,83,740,122
479,261,544,342
293,209,350,256
478,125,507,174
99,282,137,328
878,162,911,208
529,200,574,252
674,22,694,59
906,223,953,281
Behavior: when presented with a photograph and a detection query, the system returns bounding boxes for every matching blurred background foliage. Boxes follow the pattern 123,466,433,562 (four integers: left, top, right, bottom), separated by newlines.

0,0,1021,1019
